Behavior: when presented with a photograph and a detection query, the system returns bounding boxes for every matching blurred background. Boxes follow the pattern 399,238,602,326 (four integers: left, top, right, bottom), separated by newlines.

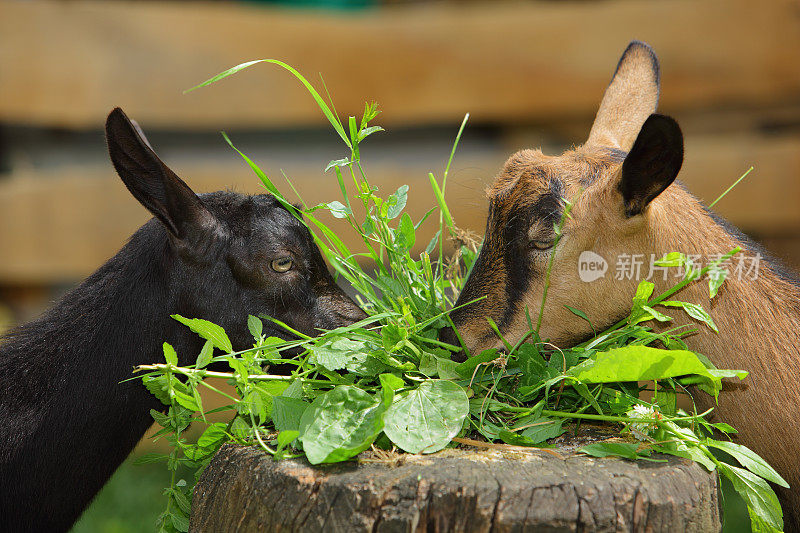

1,0,798,531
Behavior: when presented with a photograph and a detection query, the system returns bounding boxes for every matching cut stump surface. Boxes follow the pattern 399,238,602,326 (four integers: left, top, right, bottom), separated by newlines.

190,439,720,532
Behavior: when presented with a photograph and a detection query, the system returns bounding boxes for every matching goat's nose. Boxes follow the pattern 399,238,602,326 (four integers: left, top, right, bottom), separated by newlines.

439,326,467,363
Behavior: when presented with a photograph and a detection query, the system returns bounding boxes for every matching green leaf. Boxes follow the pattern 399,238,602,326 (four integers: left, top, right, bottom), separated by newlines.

172,315,233,353
580,442,657,461
655,443,716,471
311,339,389,376
272,396,310,433
362,217,375,236
707,368,748,380
326,201,352,219
242,389,266,423
394,213,416,252
172,388,200,412
298,386,387,464
281,379,305,399
425,230,441,254
511,415,565,443
144,375,171,406
150,408,171,428
516,344,547,388
247,315,263,342
641,305,672,323
198,423,228,449
427,172,455,232
311,338,364,371
567,346,720,384
163,343,178,366
718,462,784,532
310,341,352,371
230,417,250,440
254,381,289,418
378,373,404,391
710,422,738,434
573,381,604,415
387,185,409,219
415,207,436,230
658,301,718,332
455,349,501,380
276,430,300,453
383,381,469,454
653,252,686,268
171,488,192,515
170,511,190,533
348,116,360,159
707,440,788,488
419,352,459,379
195,340,214,369
358,125,384,142
708,265,728,299
498,430,536,447
325,158,350,172
656,389,677,416
564,305,592,326
633,280,655,307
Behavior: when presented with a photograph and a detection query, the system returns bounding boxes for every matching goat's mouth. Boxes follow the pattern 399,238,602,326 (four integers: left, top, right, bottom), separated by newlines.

449,326,601,364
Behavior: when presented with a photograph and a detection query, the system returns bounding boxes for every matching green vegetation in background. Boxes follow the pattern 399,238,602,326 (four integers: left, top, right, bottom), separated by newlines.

125,62,783,532
71,459,171,533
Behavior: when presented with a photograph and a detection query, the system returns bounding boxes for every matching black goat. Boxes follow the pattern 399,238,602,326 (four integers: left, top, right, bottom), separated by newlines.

0,108,366,532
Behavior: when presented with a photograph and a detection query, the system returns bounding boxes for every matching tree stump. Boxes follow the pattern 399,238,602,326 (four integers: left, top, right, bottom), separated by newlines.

190,437,720,533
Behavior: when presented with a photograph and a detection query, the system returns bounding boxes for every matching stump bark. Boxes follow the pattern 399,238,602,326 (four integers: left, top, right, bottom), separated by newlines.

190,437,720,533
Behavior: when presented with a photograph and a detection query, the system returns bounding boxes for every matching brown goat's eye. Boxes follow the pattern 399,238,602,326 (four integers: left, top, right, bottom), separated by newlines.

270,257,294,273
530,239,555,251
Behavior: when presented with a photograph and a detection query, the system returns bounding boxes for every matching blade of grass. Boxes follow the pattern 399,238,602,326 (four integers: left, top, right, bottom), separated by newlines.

186,59,351,149
709,166,753,208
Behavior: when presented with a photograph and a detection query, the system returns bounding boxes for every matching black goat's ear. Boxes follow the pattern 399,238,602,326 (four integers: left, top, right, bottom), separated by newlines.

105,108,215,239
618,113,683,217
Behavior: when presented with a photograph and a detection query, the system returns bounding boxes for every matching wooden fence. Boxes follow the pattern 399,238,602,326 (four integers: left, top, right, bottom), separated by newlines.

1,0,798,290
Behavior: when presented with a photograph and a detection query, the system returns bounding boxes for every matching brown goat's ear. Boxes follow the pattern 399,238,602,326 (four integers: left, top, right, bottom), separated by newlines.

618,114,683,217
587,41,660,151
105,107,216,240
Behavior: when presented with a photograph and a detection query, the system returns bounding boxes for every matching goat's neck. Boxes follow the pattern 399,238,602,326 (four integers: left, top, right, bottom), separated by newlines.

0,230,180,530
648,187,800,531
646,188,800,489
649,189,800,373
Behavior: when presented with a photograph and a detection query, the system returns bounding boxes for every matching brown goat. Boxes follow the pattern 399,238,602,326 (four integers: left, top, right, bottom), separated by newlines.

442,41,800,528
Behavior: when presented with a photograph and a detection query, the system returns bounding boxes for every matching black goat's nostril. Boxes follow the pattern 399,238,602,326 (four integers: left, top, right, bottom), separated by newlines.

439,326,466,362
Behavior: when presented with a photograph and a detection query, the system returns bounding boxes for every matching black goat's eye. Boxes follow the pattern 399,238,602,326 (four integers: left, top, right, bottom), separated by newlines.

530,239,555,251
270,257,294,273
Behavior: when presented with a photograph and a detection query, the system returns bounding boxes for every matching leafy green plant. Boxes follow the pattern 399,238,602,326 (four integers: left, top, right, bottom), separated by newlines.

134,61,787,532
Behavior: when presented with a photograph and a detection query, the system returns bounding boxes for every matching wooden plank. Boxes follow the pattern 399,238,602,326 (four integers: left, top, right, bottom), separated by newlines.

0,133,798,284
1,0,798,129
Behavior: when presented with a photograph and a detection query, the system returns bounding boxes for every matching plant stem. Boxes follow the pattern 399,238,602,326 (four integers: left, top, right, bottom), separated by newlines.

136,364,334,384
540,408,714,424
709,167,753,208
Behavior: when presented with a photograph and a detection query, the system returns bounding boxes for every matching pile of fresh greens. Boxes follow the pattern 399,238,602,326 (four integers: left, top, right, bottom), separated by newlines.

134,61,787,533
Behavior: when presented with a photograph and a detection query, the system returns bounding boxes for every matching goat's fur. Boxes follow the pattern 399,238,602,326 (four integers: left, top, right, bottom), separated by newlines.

0,108,365,532
444,41,800,528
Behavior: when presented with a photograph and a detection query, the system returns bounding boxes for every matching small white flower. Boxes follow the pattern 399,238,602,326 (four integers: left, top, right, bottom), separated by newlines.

626,404,659,441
